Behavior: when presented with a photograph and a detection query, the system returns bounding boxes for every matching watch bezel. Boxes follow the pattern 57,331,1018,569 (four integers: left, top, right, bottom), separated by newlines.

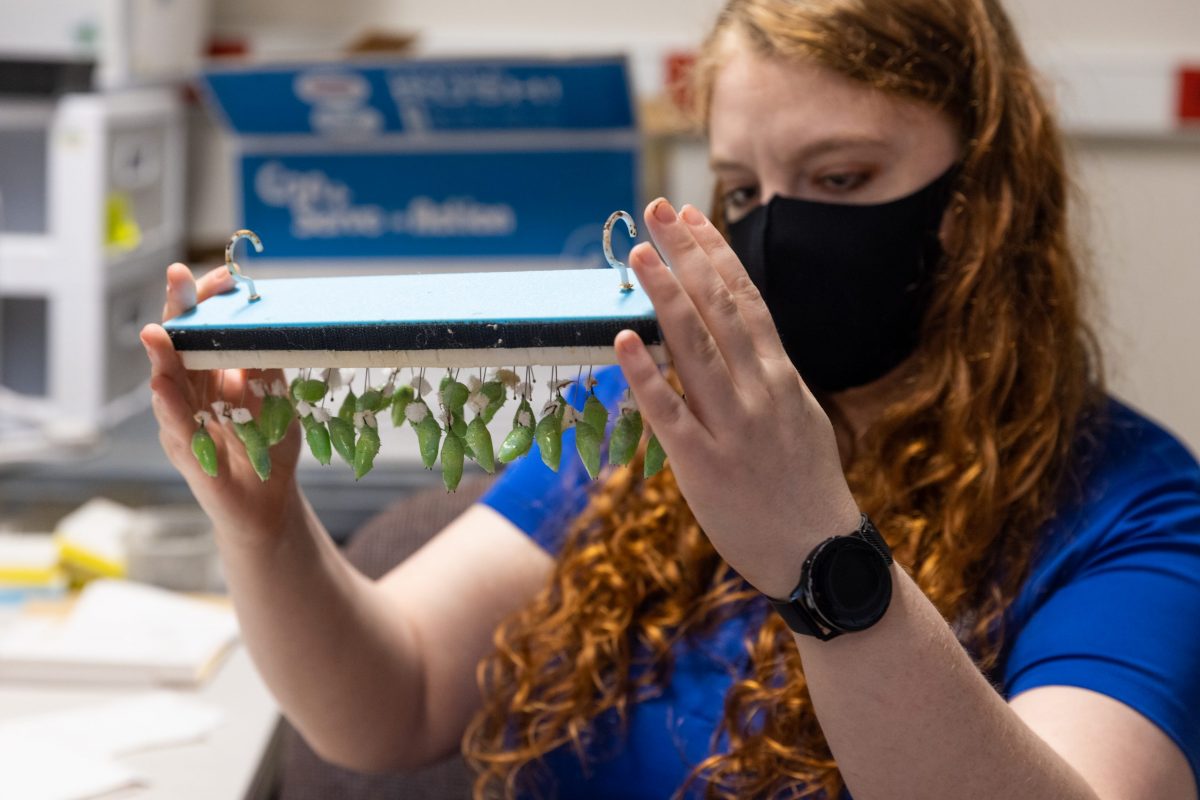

803,535,893,633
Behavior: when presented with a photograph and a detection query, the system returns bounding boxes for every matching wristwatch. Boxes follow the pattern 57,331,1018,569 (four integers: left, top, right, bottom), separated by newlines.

767,513,894,640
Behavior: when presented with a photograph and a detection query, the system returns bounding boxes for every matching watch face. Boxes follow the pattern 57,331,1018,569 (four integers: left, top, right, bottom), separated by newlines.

810,537,892,632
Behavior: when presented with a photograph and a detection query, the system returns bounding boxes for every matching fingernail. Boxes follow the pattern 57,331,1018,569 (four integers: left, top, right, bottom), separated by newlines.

616,331,641,355
680,205,705,227
629,242,662,274
653,199,676,224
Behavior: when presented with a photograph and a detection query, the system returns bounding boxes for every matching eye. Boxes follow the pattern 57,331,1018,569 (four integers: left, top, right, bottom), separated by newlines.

815,170,871,194
721,185,759,221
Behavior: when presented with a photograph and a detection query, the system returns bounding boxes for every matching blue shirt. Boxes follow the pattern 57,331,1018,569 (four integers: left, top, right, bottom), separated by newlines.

480,366,1200,798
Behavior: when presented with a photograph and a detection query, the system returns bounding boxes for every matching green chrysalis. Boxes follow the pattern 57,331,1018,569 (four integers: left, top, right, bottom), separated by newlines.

357,389,385,413
328,417,357,466
260,395,295,446
441,431,465,492
441,380,469,413
535,400,565,472
582,394,608,437
608,409,643,467
645,433,667,478
191,425,218,478
575,421,603,479
449,409,469,440
232,417,272,482
291,379,328,404
354,424,381,480
465,416,495,474
338,390,357,423
407,399,441,469
300,415,332,465
497,425,534,463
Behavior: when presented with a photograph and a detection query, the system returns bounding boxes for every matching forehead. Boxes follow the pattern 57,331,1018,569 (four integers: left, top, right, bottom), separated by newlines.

708,42,946,166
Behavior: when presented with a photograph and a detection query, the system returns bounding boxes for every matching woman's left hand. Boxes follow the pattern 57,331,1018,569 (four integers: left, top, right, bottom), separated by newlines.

613,199,861,598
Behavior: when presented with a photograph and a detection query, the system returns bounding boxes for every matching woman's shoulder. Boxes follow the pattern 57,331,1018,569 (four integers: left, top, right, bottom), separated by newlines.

1061,398,1200,541
1088,398,1200,489
1018,397,1200,602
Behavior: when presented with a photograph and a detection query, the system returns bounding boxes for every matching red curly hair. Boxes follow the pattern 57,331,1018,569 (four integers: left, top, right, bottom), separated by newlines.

464,0,1104,796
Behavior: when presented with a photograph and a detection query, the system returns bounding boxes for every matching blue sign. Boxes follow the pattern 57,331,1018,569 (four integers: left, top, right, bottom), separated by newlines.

239,150,637,261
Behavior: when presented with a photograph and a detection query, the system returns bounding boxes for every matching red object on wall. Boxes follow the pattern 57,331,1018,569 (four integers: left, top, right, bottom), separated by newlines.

208,37,249,58
665,52,697,113
1179,66,1200,125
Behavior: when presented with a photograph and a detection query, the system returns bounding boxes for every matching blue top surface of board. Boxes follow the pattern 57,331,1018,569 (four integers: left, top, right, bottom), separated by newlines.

164,269,656,331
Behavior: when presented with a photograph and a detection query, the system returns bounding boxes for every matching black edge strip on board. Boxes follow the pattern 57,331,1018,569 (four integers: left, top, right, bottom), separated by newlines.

168,317,664,352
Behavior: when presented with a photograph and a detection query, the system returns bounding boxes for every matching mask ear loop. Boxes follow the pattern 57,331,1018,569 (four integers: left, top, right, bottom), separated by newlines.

226,229,264,303
603,211,637,292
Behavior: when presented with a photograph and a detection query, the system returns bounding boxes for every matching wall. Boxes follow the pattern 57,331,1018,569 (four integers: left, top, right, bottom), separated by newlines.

205,0,1200,448
1071,138,1200,446
1006,1,1200,51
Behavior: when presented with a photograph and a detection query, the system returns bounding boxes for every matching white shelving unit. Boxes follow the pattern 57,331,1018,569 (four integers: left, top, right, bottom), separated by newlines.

0,89,186,445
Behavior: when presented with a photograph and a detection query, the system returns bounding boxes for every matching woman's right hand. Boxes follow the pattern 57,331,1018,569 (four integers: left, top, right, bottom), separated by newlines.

141,263,304,544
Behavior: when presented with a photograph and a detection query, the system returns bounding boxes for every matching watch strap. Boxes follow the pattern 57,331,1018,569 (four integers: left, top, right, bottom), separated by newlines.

854,515,893,565
768,576,842,640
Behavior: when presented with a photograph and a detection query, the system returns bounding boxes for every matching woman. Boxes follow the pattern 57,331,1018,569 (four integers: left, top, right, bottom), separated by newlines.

142,0,1200,797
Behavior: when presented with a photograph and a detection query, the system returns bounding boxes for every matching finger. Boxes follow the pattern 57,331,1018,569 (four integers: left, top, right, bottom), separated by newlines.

196,265,235,303
142,323,199,407
646,199,765,389
141,322,193,382
150,375,197,448
158,428,191,466
678,204,789,365
162,264,235,322
614,330,706,453
163,263,198,321
628,240,734,429
218,369,252,409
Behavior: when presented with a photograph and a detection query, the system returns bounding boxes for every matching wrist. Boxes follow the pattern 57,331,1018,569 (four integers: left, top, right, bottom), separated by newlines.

211,481,308,555
752,496,863,598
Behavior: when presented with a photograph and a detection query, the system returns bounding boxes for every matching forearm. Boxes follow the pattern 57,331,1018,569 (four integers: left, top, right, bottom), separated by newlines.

212,486,429,769
794,567,1097,800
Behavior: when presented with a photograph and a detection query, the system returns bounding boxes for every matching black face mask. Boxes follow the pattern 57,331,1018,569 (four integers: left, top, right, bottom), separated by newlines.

727,166,958,393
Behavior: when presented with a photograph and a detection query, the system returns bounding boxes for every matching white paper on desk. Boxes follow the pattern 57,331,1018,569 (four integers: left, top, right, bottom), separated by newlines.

0,732,140,800
0,579,239,685
0,691,224,757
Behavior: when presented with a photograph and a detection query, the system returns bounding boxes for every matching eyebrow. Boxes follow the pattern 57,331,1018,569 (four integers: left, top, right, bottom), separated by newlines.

709,135,893,172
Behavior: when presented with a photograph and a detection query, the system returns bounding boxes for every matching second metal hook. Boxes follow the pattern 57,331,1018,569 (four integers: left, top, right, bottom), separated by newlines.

225,229,264,302
603,210,637,292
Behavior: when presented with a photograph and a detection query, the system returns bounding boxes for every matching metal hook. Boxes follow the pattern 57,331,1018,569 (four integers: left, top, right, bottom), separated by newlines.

225,229,264,302
603,210,637,292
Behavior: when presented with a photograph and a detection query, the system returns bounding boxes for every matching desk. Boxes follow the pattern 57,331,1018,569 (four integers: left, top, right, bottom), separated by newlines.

0,643,281,800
